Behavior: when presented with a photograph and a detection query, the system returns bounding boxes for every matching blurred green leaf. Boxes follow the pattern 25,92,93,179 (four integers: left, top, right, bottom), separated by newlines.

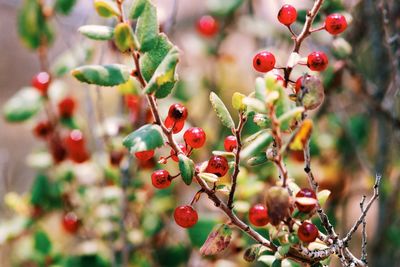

72,64,130,86
241,131,273,159
153,245,190,267
207,0,244,17
178,154,195,185
78,25,114,41
3,87,42,122
34,230,52,255
122,124,164,153
94,0,120,18
187,218,218,247
210,92,235,128
18,0,54,49
54,0,76,15
134,0,159,52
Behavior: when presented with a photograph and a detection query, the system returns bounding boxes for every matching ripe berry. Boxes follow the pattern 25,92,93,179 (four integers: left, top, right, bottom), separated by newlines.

135,150,155,161
170,144,187,162
151,170,171,189
196,15,219,37
307,51,329,71
325,14,347,35
32,72,51,95
298,221,319,243
58,97,76,118
65,130,90,163
294,75,311,93
33,121,53,139
184,127,206,149
249,204,269,227
168,104,188,122
295,188,317,213
174,205,198,228
49,136,67,163
165,116,185,134
253,51,276,73
277,4,297,26
224,135,237,152
62,212,79,234
205,155,229,177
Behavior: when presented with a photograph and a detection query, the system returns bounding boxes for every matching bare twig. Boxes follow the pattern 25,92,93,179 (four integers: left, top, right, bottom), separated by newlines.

227,112,247,209
360,196,368,264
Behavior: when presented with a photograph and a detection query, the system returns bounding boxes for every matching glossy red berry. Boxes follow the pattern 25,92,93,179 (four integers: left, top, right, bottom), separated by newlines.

168,104,188,122
58,97,76,118
33,121,53,139
32,72,51,95
277,4,297,26
170,144,187,162
307,51,329,71
253,51,276,73
151,170,171,189
205,155,229,177
325,14,347,35
184,127,206,149
249,204,269,227
135,150,155,161
174,205,198,228
295,188,317,213
298,221,319,243
196,15,219,37
165,116,185,134
65,130,89,163
224,135,237,152
62,212,79,234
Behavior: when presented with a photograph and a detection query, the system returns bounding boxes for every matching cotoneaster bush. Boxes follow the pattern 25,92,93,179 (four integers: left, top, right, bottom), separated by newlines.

1,0,386,266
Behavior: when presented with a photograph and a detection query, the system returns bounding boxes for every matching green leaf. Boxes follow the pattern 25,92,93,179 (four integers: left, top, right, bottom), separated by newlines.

78,25,114,41
210,92,235,128
51,45,94,77
241,131,273,159
212,150,235,159
34,230,52,255
198,173,219,183
94,0,120,18
3,87,42,122
178,154,195,185
278,107,304,130
247,153,268,166
18,0,54,50
278,244,290,256
200,224,232,255
144,48,179,98
72,64,130,86
31,174,50,206
272,259,282,267
140,34,173,81
114,22,137,52
243,97,267,113
134,0,159,52
130,0,147,18
122,124,164,153
54,0,76,15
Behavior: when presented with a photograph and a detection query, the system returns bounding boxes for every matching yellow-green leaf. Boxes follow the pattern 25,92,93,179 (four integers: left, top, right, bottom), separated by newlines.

210,92,235,129
72,64,130,86
114,22,137,52
232,92,247,111
94,0,120,18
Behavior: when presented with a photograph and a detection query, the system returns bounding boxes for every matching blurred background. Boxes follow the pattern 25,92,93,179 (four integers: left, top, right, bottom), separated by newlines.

0,0,399,266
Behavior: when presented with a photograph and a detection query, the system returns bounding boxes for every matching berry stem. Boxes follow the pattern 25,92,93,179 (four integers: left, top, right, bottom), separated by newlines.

227,112,247,209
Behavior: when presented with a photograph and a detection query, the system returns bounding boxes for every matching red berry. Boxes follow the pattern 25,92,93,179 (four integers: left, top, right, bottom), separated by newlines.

110,150,125,166
224,135,237,152
151,170,171,189
253,51,276,73
168,103,188,122
295,188,317,213
32,72,51,95
62,212,79,234
65,130,90,163
205,155,229,177
165,116,185,134
298,221,319,243
174,205,198,228
275,74,285,83
135,150,155,161
249,204,269,227
49,136,67,163
184,127,206,149
325,14,347,35
196,15,219,37
307,51,329,71
277,4,297,26
33,121,53,139
58,97,76,118
170,144,187,162
294,75,311,93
